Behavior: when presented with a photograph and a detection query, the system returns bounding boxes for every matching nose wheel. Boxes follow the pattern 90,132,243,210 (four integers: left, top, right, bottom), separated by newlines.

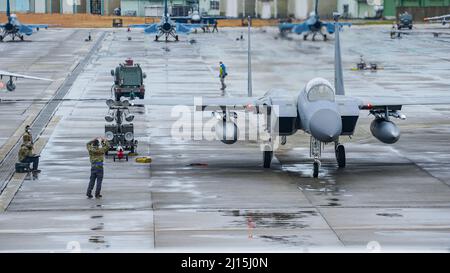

313,160,320,178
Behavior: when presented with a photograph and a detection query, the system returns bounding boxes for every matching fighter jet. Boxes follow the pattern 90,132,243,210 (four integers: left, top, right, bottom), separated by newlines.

128,0,201,42
145,13,450,178
424,14,450,26
0,0,48,42
279,0,351,41
0,70,52,92
171,1,226,27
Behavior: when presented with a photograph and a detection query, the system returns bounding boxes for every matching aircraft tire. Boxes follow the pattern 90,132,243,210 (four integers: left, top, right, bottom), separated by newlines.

263,151,273,168
313,161,319,178
336,145,346,168
0,35,3,42
175,35,179,41
323,34,328,41
281,136,287,145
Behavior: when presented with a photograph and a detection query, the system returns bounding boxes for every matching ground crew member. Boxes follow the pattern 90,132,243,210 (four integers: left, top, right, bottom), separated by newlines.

23,125,33,144
86,138,109,199
219,61,227,92
212,20,218,33
18,141,40,173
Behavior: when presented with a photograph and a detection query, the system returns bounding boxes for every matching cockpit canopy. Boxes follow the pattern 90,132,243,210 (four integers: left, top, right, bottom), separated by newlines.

305,78,335,102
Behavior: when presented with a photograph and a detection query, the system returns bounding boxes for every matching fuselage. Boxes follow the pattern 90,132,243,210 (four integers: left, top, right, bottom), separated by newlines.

158,13,176,34
4,15,20,34
191,11,201,22
260,78,360,143
305,15,323,32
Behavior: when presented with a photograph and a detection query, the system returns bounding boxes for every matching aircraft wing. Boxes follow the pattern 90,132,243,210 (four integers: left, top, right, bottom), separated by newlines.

176,23,193,34
387,30,450,37
144,24,159,34
424,14,450,22
182,23,208,29
324,22,352,34
355,96,450,110
278,23,295,32
0,70,52,81
139,96,260,111
129,24,154,29
170,16,189,22
25,24,48,29
292,23,310,34
18,24,33,35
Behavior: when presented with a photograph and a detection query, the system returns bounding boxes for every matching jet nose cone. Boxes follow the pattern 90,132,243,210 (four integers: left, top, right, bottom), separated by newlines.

309,109,342,142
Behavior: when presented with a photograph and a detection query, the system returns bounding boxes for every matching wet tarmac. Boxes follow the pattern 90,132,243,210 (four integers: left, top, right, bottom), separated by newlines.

1,25,450,252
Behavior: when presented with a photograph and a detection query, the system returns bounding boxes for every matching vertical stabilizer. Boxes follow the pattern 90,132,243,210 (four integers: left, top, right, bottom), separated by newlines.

315,0,319,16
164,0,168,21
334,13,345,96
6,0,11,19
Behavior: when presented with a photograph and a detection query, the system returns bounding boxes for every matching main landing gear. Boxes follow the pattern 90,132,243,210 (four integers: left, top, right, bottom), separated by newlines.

155,31,179,42
335,142,346,168
303,31,327,41
263,149,273,168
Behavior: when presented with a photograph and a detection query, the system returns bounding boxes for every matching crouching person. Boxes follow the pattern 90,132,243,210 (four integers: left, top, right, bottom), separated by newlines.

86,138,109,199
18,141,40,174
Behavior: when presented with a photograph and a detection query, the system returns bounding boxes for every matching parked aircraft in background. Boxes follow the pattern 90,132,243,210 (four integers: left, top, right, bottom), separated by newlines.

0,0,48,42
0,70,52,92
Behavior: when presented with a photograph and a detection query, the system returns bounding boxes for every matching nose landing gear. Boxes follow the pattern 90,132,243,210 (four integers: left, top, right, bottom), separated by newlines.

310,136,322,178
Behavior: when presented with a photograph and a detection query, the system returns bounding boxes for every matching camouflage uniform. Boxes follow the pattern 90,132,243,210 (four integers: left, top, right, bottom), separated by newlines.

23,131,32,143
18,142,39,171
86,140,110,197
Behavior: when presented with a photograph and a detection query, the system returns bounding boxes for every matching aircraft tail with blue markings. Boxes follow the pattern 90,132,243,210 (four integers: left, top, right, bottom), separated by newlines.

6,0,11,19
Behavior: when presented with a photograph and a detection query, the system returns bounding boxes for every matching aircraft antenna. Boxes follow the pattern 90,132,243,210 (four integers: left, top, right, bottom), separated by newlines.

334,12,345,96
247,16,252,97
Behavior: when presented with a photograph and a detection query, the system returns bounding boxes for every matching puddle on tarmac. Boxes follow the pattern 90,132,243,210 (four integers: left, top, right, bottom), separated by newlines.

89,235,106,244
220,210,318,229
91,223,104,231
376,213,403,218
258,235,312,247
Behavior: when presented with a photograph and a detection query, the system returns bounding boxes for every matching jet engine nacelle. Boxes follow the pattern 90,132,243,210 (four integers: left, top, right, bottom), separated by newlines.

215,121,238,145
162,22,172,31
6,80,16,92
370,119,400,144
